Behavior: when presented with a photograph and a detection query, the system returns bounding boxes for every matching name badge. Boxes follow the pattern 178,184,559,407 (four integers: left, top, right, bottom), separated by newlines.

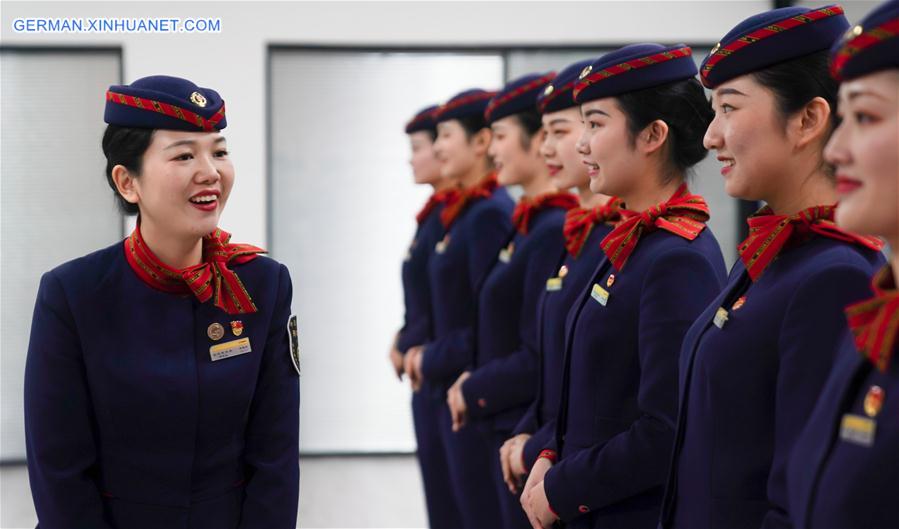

209,337,252,362
840,413,876,447
498,242,515,263
591,283,609,306
713,307,729,329
546,277,563,291
435,234,450,254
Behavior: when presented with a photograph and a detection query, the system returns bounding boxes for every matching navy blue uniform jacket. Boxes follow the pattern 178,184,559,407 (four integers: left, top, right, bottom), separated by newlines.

397,204,446,354
462,205,570,434
544,227,726,526
661,238,883,529
24,242,300,529
420,188,514,391
512,222,614,470
787,329,899,528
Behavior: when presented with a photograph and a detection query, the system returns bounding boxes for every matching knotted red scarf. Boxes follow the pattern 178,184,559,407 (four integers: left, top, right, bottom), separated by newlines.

845,266,899,372
600,184,709,271
739,205,884,281
563,198,622,258
124,222,266,315
440,173,499,229
416,189,458,225
512,191,579,235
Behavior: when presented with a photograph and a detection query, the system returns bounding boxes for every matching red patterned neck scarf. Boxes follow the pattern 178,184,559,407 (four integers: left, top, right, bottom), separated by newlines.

512,191,579,235
124,222,266,315
563,198,622,258
739,205,884,281
601,184,709,271
846,266,899,372
416,189,457,225
440,173,499,229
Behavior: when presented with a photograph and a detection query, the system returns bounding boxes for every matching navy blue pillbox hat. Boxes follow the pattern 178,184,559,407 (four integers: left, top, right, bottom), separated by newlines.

573,43,697,103
537,59,593,114
700,4,849,88
830,0,899,80
484,72,555,123
104,75,226,131
434,89,497,124
405,105,439,134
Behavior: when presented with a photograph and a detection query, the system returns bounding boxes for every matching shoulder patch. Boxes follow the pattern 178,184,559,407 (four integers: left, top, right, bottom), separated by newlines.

287,314,300,375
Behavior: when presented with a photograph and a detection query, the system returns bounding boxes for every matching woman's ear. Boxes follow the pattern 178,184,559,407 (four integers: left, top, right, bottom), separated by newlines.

638,119,670,155
791,96,831,150
111,165,140,206
472,127,493,157
530,127,547,157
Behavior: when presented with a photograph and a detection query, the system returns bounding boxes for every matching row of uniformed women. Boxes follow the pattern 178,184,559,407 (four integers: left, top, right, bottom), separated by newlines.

391,2,898,529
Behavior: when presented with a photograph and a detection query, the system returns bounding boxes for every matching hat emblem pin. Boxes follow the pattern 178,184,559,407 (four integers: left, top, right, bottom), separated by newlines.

544,84,554,96
579,65,593,79
844,24,863,42
190,91,208,108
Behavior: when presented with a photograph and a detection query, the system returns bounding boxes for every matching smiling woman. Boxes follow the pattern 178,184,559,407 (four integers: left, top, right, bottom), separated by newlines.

24,75,300,528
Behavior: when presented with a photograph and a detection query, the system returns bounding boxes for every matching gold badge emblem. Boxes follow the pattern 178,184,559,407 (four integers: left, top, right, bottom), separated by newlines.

230,321,244,337
710,42,721,55
190,91,207,107
559,265,569,279
543,84,554,97
207,322,225,341
732,296,746,311
579,65,593,79
864,385,884,418
606,274,616,288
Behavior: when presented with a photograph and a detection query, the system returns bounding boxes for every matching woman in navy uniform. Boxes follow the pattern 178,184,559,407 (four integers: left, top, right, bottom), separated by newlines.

521,44,727,529
497,59,621,499
442,73,579,528
405,88,513,528
786,1,899,527
24,75,300,528
659,6,886,529
390,105,462,529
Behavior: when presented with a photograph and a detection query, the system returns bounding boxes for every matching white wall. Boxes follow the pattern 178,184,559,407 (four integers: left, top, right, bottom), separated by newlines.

2,0,773,248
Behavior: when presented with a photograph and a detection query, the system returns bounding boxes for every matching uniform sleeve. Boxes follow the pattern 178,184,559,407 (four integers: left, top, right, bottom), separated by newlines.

239,264,300,528
522,419,557,471
24,271,113,528
396,319,429,355
420,328,474,384
512,400,539,437
544,248,723,521
761,261,876,529
462,228,560,418
467,205,513,292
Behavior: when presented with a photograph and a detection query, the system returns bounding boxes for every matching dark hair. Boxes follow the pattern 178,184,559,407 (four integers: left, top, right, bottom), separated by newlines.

615,77,714,182
513,109,543,150
751,50,838,130
457,113,489,139
751,50,838,178
101,125,154,215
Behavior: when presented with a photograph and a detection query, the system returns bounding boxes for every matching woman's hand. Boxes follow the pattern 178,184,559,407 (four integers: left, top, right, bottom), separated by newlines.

521,456,553,526
404,345,425,392
447,371,471,431
388,332,404,380
524,479,559,529
500,433,531,493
